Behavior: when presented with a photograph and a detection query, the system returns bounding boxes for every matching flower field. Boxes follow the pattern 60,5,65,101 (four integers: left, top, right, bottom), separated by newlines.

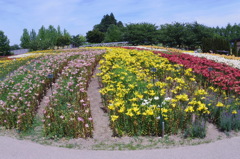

98,47,240,137
0,47,240,140
0,49,105,138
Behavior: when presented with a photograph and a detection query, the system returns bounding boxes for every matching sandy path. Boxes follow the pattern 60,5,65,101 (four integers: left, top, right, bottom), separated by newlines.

1,135,240,159
87,66,112,140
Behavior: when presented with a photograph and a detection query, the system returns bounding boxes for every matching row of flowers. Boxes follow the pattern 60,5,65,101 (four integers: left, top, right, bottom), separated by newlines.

43,50,104,138
0,52,83,131
0,55,42,80
98,47,239,137
153,51,240,95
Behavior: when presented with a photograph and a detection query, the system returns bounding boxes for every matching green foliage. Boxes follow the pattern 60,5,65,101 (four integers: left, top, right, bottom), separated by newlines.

218,111,240,131
159,22,212,49
10,44,20,50
56,36,71,48
202,37,230,53
0,30,10,56
232,41,238,56
19,25,70,50
20,29,31,49
94,13,118,33
159,22,186,47
124,23,159,45
184,119,206,138
71,35,86,47
104,25,123,42
86,29,105,43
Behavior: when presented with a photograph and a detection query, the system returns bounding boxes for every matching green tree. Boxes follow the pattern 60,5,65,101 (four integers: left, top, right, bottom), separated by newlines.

94,13,117,33
10,44,20,50
37,26,49,50
29,29,38,51
104,25,123,42
86,29,105,43
0,30,10,56
20,29,30,48
45,25,58,49
124,23,159,45
159,22,187,47
71,34,86,47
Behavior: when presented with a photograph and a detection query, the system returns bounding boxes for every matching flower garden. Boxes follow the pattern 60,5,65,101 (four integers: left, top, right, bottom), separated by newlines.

0,46,240,140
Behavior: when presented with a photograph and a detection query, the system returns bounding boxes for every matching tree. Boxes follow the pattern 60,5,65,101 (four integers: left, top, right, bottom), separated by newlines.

10,44,20,50
94,13,117,33
71,34,86,47
45,25,58,49
202,37,230,53
159,22,187,47
124,23,159,45
56,35,70,48
20,29,30,48
37,26,49,50
86,29,105,43
29,29,38,51
0,30,10,56
104,25,123,42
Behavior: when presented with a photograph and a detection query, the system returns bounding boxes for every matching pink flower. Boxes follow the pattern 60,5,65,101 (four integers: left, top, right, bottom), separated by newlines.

77,117,84,122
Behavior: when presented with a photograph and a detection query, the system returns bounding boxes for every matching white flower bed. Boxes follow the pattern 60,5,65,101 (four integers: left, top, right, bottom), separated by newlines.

184,53,240,70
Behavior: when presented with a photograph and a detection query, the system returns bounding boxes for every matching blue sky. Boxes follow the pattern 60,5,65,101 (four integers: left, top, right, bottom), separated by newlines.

1,0,240,45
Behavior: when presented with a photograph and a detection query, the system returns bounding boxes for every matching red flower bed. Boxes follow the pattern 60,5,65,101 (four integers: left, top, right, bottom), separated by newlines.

154,51,240,94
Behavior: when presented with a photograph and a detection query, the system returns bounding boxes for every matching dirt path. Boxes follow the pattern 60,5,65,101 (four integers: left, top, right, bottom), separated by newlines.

87,66,112,140
37,86,54,118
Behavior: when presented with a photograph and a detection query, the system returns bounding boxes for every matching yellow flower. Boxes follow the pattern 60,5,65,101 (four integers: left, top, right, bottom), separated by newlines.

126,109,134,117
132,107,139,112
148,90,156,96
108,104,115,110
145,109,154,115
232,110,237,114
111,115,119,122
118,106,125,113
216,102,224,107
175,94,189,102
185,106,194,112
194,89,208,96
161,108,168,113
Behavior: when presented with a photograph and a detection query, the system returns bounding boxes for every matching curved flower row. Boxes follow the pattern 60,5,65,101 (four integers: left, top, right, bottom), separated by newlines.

0,52,83,131
43,50,104,138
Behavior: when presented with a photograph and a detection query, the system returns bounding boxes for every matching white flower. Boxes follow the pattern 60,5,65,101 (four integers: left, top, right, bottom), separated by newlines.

156,116,161,120
154,96,159,100
164,97,172,101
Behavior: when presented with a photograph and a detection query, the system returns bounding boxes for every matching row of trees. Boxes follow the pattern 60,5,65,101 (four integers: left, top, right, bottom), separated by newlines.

20,25,86,51
86,13,240,55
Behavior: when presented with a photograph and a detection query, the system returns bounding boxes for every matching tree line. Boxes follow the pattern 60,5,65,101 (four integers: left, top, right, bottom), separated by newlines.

20,25,86,51
86,13,240,56
1,13,240,56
